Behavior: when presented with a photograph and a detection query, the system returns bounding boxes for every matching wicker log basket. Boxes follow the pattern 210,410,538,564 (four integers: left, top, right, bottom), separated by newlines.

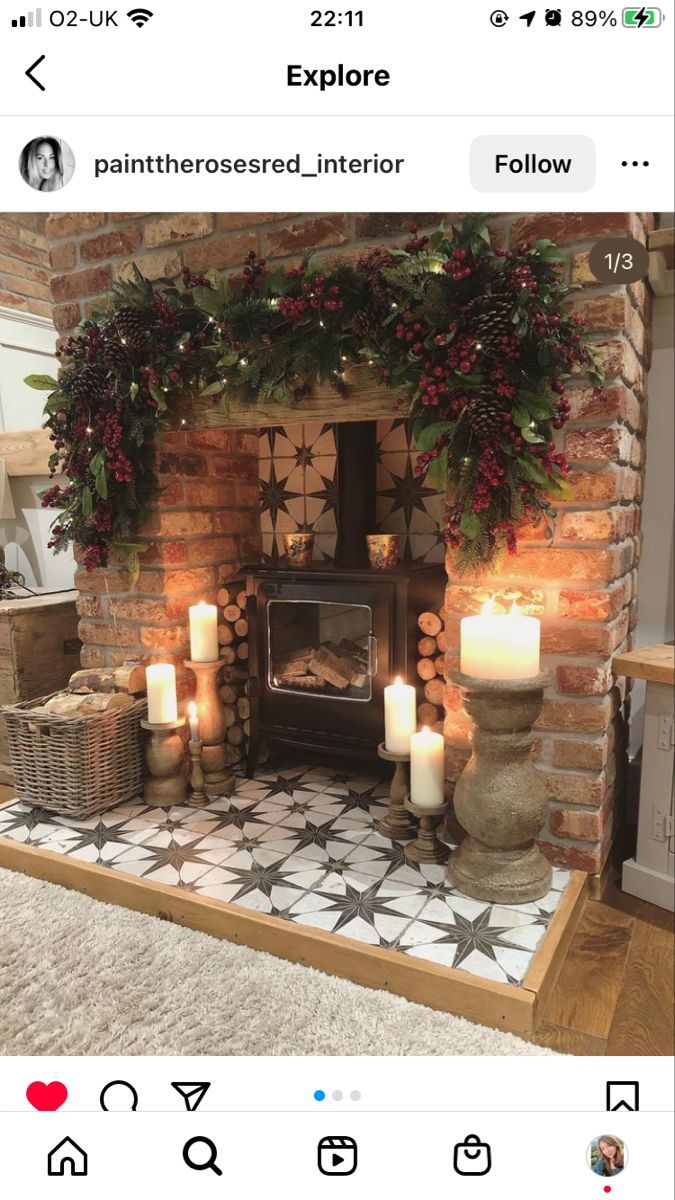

2,692,147,818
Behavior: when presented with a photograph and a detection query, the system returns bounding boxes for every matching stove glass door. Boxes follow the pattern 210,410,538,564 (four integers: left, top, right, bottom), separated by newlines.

267,599,373,701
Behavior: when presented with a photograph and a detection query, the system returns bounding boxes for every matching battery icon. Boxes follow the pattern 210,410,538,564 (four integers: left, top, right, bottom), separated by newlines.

622,7,662,25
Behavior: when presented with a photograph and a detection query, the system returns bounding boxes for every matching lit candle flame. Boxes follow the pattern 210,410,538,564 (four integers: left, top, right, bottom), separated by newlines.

188,701,197,719
394,675,403,686
480,597,495,617
510,601,521,617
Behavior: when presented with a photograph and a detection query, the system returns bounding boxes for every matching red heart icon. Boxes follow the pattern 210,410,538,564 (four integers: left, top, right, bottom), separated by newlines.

26,1081,68,1111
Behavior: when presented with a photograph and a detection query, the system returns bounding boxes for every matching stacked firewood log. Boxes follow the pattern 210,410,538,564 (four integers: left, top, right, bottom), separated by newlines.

216,582,251,765
415,609,447,733
275,639,369,694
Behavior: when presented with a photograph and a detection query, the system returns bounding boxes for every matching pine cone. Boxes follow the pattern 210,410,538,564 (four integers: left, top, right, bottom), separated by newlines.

351,307,382,347
465,392,506,439
462,294,514,353
67,364,108,404
114,306,150,350
101,336,132,374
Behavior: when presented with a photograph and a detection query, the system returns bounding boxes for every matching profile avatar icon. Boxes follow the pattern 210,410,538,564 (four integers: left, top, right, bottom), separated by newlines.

99,1080,139,1111
18,136,75,192
545,8,562,24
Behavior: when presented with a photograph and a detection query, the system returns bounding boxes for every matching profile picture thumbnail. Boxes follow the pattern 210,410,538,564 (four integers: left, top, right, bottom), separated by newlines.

18,136,75,192
588,1135,627,1178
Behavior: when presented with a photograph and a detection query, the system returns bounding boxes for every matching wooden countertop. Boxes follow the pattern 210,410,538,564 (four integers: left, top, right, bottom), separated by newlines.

613,643,675,686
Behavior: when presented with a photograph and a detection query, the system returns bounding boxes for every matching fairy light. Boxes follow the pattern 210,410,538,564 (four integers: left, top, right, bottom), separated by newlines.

180,418,187,427
319,320,325,328
239,358,248,367
85,426,93,435
120,337,127,346
475,342,483,350
390,302,398,310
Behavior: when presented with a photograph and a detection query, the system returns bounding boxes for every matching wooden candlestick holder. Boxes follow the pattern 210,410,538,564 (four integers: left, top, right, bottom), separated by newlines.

448,669,553,904
188,739,207,808
404,795,449,864
376,742,418,841
141,717,187,807
184,659,236,799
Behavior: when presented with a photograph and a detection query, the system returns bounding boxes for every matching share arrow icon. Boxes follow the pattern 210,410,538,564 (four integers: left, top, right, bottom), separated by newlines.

171,1082,211,1112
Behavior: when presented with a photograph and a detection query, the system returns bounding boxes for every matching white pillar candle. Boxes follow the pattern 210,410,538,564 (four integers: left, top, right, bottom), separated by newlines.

410,725,445,809
188,700,200,743
145,663,178,724
189,601,219,662
460,600,540,680
384,676,417,755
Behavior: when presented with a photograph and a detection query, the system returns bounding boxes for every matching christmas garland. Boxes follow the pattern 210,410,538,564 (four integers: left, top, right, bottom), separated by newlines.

28,215,602,575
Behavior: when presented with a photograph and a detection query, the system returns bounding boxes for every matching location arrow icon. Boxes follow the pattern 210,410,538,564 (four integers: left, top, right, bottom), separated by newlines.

520,10,537,25
171,1082,211,1112
26,55,46,91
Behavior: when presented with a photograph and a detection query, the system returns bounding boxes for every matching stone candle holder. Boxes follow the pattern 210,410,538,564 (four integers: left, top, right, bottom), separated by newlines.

404,795,449,864
376,742,418,841
184,659,236,799
141,716,187,806
447,669,553,905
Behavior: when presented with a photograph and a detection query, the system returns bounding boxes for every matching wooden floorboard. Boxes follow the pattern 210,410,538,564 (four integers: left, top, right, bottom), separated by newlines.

605,906,675,1056
535,873,674,1055
535,901,635,1042
533,1021,608,1056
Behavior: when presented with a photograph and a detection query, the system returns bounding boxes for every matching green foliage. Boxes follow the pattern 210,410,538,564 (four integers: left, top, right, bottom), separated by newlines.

26,217,601,574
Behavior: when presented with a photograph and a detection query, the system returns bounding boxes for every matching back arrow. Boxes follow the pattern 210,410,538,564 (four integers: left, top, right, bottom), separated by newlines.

26,55,46,91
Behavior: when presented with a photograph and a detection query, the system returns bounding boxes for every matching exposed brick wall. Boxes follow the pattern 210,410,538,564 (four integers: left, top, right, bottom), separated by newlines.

0,213,52,319
38,210,653,876
76,427,260,701
443,212,652,876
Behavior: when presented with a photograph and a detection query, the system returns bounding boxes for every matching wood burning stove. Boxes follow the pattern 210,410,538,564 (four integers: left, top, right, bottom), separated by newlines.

245,420,444,773
245,561,444,773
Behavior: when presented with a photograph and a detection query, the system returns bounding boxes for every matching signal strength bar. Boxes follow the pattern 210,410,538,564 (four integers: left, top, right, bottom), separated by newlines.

12,8,42,26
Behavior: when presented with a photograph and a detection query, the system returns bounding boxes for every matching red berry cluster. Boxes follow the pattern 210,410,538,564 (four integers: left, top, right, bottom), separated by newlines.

242,250,267,294
279,273,344,321
507,262,538,293
443,247,474,282
405,224,429,253
470,445,507,512
181,266,208,290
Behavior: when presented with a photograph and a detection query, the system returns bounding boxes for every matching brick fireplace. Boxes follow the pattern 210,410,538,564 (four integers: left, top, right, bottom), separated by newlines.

39,209,653,878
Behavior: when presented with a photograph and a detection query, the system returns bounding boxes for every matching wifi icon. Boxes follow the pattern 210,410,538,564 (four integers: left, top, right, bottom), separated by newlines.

127,7,153,26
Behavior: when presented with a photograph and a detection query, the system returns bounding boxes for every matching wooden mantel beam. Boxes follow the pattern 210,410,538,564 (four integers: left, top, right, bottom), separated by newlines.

0,374,408,477
184,370,409,430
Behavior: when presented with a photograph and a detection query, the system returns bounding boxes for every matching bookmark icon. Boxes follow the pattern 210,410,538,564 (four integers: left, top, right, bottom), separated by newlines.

171,1082,211,1112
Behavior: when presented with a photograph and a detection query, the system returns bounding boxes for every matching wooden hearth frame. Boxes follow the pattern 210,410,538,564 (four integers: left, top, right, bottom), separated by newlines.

0,831,587,1040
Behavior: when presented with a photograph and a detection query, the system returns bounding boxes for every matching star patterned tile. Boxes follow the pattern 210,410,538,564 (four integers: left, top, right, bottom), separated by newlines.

0,764,572,986
257,418,445,565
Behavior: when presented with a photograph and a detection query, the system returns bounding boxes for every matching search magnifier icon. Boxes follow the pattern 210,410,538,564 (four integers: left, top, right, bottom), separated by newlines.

183,1136,222,1176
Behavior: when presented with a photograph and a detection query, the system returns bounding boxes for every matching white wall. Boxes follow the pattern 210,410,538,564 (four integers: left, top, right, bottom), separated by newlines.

0,306,76,590
631,292,675,753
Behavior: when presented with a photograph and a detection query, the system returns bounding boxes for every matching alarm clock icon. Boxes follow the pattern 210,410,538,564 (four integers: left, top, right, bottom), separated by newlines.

545,8,562,24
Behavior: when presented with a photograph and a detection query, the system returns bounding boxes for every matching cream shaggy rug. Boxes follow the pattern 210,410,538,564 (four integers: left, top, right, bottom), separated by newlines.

0,868,557,1056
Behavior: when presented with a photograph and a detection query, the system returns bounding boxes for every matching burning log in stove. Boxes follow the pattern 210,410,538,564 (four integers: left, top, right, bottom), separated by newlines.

275,638,369,696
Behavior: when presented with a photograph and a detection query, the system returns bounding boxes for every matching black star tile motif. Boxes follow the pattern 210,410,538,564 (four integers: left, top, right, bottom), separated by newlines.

306,469,338,518
379,457,439,530
414,905,527,970
314,878,411,937
259,462,301,527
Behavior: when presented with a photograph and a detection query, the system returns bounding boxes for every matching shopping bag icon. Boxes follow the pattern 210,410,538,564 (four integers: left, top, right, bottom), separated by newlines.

453,1133,492,1176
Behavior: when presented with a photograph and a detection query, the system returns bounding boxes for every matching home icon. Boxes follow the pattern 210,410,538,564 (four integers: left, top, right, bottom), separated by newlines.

47,1137,88,1176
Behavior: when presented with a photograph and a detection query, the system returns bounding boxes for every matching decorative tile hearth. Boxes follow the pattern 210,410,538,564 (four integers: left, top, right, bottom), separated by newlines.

0,764,570,987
